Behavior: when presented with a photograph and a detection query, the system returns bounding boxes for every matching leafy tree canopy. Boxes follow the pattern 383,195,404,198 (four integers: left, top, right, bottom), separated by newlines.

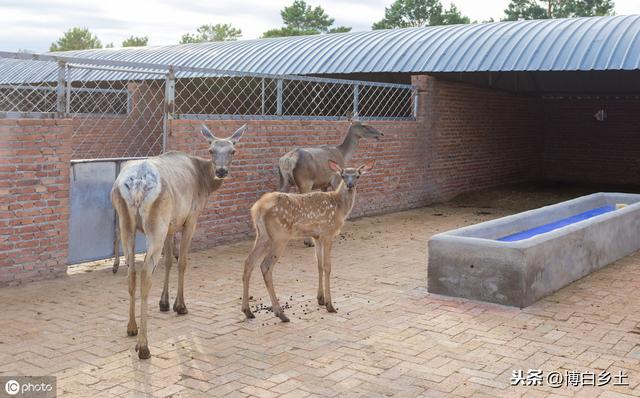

122,36,149,47
49,27,102,52
262,0,351,38
180,23,242,44
503,0,615,20
372,0,470,29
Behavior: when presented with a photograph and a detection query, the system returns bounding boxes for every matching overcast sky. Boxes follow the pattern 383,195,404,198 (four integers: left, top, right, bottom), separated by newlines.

2,0,639,52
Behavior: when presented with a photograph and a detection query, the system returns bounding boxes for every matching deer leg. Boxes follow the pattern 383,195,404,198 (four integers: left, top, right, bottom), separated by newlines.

296,181,315,247
173,219,196,315
242,235,270,319
261,242,289,322
136,267,152,359
278,169,290,192
322,238,337,313
314,238,325,306
126,265,137,336
173,234,179,261
136,219,169,360
116,210,137,337
113,216,120,274
159,233,173,312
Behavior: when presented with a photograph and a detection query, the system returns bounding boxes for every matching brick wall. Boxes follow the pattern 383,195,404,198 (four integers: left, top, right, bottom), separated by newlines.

164,76,550,250
0,119,71,286
7,74,634,285
420,76,544,201
167,117,433,249
542,97,640,185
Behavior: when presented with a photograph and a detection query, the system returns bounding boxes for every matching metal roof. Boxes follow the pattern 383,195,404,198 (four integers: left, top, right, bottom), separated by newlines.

51,15,640,74
1,15,639,86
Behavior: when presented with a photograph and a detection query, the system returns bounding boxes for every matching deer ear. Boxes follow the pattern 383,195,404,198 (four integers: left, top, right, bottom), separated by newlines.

201,125,216,142
228,124,247,144
358,160,375,174
328,160,342,173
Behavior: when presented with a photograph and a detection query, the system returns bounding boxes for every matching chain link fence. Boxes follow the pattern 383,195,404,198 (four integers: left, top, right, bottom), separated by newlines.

67,65,167,159
0,51,417,160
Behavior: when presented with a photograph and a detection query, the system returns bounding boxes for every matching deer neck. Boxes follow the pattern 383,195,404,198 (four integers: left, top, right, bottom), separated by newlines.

193,157,223,194
336,126,360,162
332,180,357,216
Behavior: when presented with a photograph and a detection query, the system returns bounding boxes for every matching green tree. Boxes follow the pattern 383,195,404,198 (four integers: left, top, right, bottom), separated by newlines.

441,4,471,25
372,0,470,29
503,0,548,20
49,27,102,52
503,0,615,20
262,27,318,38
122,35,149,47
328,26,352,33
180,23,242,44
558,0,615,17
261,0,351,38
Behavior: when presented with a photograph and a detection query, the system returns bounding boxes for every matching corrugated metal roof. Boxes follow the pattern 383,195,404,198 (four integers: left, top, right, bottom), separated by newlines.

1,15,639,86
51,15,640,74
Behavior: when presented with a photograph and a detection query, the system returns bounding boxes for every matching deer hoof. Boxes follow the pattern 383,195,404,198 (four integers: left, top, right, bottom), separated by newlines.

303,239,315,247
317,296,325,306
127,324,138,336
277,313,290,323
173,303,188,315
326,304,337,313
243,308,255,319
135,344,151,359
112,265,119,274
159,301,170,312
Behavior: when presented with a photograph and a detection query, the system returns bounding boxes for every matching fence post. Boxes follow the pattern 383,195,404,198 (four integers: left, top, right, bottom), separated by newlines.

56,61,66,118
276,79,283,116
353,84,359,116
163,66,175,153
65,64,72,114
261,78,265,116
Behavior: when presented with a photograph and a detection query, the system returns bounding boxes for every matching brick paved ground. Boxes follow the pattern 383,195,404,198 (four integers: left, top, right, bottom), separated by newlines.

1,187,640,397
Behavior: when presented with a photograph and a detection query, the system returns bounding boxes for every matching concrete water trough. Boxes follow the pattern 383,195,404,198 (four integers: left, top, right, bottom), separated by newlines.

428,193,640,307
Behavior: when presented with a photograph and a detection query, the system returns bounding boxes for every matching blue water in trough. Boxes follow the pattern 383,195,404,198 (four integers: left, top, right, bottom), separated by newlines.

497,205,617,242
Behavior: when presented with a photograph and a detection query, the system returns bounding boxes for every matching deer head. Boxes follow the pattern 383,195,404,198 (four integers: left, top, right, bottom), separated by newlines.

328,159,375,191
347,112,384,140
201,124,247,179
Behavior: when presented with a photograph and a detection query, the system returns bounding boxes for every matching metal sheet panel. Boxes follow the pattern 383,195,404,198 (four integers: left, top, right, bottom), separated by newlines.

68,161,146,265
45,15,640,77
2,16,639,85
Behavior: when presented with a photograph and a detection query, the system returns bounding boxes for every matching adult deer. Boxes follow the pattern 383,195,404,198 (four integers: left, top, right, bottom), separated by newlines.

242,160,374,322
277,114,383,245
111,124,246,359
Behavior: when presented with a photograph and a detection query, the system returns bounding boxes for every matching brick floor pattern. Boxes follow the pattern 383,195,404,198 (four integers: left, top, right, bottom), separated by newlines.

1,204,640,397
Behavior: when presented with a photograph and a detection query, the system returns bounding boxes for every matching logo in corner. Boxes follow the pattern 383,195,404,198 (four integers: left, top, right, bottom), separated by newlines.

5,379,19,395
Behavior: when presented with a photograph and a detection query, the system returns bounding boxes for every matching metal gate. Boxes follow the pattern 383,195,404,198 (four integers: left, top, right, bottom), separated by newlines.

66,64,168,264
68,159,147,264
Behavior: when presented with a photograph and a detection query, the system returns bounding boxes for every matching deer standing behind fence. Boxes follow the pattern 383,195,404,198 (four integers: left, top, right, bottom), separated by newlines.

242,160,374,322
111,124,246,359
277,114,383,246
